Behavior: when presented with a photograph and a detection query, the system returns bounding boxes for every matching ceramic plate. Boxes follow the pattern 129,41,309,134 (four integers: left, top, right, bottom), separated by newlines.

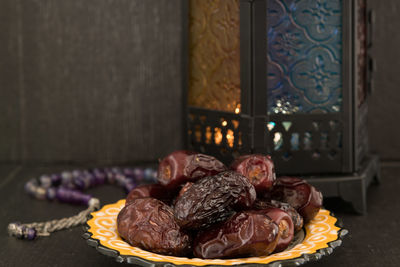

83,199,347,266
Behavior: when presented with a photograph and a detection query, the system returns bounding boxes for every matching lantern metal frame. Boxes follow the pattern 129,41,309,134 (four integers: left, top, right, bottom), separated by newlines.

182,0,379,214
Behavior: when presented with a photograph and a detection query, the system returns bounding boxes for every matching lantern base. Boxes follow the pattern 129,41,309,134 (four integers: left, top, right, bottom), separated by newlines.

304,154,380,215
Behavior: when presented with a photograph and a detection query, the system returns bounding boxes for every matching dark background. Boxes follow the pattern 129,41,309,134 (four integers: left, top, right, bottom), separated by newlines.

0,0,183,165
1,0,399,165
1,0,400,267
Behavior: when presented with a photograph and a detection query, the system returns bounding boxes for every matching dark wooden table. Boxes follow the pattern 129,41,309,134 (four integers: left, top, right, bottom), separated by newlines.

1,163,399,267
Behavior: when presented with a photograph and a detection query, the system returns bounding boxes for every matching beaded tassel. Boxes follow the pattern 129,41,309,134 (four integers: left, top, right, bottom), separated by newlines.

8,167,157,240
7,223,37,240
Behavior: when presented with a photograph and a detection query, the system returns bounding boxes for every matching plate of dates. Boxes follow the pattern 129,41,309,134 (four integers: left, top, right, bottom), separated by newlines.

84,151,348,266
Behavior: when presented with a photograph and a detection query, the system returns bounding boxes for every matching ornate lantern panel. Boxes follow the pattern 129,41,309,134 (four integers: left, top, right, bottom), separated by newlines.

185,0,374,176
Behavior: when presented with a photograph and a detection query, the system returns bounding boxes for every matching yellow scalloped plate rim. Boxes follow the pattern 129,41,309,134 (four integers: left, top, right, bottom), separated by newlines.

87,199,341,266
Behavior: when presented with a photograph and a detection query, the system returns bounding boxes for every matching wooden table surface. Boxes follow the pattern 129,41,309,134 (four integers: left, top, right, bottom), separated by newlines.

0,163,399,267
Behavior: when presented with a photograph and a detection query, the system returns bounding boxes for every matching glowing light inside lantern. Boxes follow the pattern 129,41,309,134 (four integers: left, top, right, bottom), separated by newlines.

195,125,201,142
205,126,212,144
235,104,241,114
214,128,223,145
232,120,239,129
226,129,234,148
274,132,283,151
267,122,276,131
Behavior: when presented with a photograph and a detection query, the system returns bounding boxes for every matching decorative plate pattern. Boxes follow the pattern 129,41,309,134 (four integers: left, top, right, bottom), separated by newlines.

84,199,347,266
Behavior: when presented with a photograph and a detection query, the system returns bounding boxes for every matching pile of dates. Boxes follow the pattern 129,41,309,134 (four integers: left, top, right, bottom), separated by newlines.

117,151,323,259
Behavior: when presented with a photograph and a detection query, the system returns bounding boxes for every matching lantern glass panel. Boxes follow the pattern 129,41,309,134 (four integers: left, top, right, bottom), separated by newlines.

267,0,343,114
187,0,241,113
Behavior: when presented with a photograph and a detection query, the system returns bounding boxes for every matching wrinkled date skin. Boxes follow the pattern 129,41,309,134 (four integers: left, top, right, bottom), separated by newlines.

173,182,194,206
257,208,294,252
117,198,190,256
125,184,173,206
254,200,304,233
157,150,227,190
193,211,280,259
174,171,256,230
230,154,276,195
270,177,323,223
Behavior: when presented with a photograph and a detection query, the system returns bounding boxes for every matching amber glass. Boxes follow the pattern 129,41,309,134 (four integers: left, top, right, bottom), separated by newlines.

188,0,241,113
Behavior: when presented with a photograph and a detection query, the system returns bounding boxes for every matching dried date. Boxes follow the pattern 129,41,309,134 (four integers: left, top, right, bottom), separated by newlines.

193,211,279,259
230,154,276,195
173,182,194,206
257,207,294,252
125,184,173,206
270,177,323,223
117,198,190,256
253,199,303,233
157,150,227,190
174,171,256,230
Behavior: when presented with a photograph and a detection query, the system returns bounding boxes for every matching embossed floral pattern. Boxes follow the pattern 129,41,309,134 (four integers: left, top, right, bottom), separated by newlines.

87,200,342,266
268,0,342,114
188,0,241,113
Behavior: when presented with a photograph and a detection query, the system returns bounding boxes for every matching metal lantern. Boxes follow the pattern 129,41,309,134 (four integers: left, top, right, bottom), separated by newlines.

183,0,379,214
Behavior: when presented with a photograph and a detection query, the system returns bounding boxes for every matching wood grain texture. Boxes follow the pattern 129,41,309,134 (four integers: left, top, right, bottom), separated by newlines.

0,0,183,164
0,0,21,162
0,164,20,188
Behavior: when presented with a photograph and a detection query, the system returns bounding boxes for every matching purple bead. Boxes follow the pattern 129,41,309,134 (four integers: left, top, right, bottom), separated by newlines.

56,187,68,202
34,187,47,200
80,194,92,205
103,167,111,175
56,187,92,205
82,171,95,187
72,170,82,179
133,168,144,182
92,169,106,185
62,171,78,189
111,167,122,174
61,171,73,185
26,228,36,240
123,168,134,177
50,174,62,186
65,182,77,189
115,173,127,187
104,168,116,184
24,180,38,196
39,175,52,188
73,177,85,190
73,174,92,190
144,168,157,183
46,187,57,200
